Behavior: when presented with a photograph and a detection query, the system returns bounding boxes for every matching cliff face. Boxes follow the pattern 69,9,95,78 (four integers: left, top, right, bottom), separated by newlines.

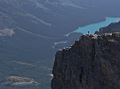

51,34,120,89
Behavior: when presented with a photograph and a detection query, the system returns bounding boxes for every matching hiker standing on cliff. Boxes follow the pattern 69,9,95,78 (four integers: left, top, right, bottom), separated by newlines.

88,31,90,35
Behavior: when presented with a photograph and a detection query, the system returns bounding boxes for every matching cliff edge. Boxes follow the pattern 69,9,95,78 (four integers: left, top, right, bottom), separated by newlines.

52,33,120,89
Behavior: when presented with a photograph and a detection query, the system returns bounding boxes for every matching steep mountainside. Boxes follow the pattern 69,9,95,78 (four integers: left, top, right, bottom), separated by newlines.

1,0,120,89
52,33,120,89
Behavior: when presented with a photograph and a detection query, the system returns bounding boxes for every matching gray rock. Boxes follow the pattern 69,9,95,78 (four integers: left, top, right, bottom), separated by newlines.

52,34,120,89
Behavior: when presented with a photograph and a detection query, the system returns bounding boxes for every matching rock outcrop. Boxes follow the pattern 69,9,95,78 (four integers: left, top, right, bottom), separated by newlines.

51,34,120,89
96,22,120,34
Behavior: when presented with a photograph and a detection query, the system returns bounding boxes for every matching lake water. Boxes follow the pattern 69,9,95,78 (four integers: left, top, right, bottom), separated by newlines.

74,17,120,34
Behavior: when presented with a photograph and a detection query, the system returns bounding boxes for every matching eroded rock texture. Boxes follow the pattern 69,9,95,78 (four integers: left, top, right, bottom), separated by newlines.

52,34,120,89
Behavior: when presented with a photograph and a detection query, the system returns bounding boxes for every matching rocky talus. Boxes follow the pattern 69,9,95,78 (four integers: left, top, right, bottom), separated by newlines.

52,34,120,89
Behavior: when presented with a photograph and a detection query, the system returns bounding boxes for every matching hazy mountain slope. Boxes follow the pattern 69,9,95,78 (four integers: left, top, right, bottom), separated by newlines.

0,0,120,89
96,22,120,34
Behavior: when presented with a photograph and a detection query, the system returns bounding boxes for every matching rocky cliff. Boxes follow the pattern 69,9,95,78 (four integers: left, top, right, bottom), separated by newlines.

51,34,120,89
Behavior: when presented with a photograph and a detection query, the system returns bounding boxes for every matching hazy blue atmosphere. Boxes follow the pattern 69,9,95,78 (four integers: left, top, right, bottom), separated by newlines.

0,0,120,89
74,17,120,34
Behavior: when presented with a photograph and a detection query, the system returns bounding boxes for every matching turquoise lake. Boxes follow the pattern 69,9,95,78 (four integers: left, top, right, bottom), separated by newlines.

74,17,120,34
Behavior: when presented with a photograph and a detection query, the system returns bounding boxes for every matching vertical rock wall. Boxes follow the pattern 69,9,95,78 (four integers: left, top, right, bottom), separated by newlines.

52,35,120,89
